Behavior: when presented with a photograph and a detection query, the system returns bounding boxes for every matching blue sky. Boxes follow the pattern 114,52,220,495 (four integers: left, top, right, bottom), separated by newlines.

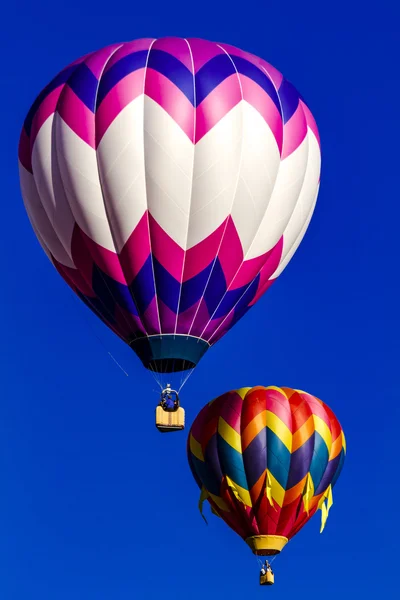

2,1,399,598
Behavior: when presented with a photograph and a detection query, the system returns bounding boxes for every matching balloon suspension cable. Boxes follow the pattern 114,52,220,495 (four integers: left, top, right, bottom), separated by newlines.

73,292,130,377
179,366,195,393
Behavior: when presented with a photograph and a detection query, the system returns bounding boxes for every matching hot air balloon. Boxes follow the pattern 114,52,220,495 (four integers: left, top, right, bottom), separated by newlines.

18,38,321,428
187,386,345,584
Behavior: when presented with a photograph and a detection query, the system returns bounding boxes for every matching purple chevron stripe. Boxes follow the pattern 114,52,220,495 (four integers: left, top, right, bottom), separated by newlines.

242,428,267,490
142,296,160,334
240,75,283,152
151,37,193,71
96,50,149,107
147,49,194,104
200,311,235,341
287,434,315,488
218,43,283,89
187,37,225,72
30,85,63,147
176,298,211,334
258,57,284,89
229,55,281,115
84,44,123,78
195,74,241,142
57,84,96,148
278,78,300,124
102,39,154,73
157,298,178,333
66,63,98,112
281,101,308,159
95,68,145,144
314,453,341,496
118,212,151,283
144,68,195,140
194,53,237,105
23,64,77,136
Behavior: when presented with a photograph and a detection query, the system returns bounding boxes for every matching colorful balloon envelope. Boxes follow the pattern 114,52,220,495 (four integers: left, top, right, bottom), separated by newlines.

18,38,321,390
188,386,345,556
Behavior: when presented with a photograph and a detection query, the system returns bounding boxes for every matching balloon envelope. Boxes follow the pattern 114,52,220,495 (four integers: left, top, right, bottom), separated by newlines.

19,38,321,376
187,386,345,555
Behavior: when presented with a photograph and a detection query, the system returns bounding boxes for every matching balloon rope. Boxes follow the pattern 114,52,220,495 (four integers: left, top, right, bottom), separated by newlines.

75,297,130,377
106,352,129,377
178,367,194,392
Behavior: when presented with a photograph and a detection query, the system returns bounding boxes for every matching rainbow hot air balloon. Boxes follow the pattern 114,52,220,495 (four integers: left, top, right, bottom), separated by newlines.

18,38,321,424
187,386,345,584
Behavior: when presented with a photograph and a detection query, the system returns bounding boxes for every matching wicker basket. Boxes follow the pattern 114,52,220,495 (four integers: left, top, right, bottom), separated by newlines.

156,406,185,432
260,571,274,586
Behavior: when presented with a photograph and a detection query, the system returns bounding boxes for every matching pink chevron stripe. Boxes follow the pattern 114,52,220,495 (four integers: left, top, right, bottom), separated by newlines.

30,85,63,146
84,43,122,78
206,311,236,344
219,391,242,431
142,296,161,334
218,43,283,89
152,37,193,71
301,100,321,147
248,237,284,306
114,306,146,336
57,86,95,148
182,220,226,282
144,68,195,140
148,214,184,282
281,102,307,160
187,38,225,72
71,224,96,285
207,239,283,343
195,74,242,143
53,259,93,296
119,212,151,283
240,74,283,153
258,58,284,90
217,217,243,286
298,393,332,430
176,298,210,334
248,278,274,308
102,39,154,72
95,68,145,144
230,253,271,291
157,298,177,333
18,128,32,172
78,228,127,285
202,311,235,342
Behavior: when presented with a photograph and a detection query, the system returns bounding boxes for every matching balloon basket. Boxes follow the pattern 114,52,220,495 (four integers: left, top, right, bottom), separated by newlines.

155,405,185,432
260,571,274,586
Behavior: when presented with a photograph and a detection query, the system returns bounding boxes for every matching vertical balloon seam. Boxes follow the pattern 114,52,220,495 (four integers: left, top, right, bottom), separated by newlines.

95,42,154,341
173,38,197,337
206,103,312,345
185,45,245,339
56,45,140,340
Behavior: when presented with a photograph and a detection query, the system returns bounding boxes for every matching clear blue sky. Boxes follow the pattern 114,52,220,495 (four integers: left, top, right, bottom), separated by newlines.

2,1,399,598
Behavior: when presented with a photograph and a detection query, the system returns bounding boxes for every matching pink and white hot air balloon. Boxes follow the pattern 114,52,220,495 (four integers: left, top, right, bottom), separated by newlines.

18,37,321,396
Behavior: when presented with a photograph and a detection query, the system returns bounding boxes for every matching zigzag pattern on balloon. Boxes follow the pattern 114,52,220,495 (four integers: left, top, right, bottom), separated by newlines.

51,215,283,343
187,387,345,543
19,37,321,352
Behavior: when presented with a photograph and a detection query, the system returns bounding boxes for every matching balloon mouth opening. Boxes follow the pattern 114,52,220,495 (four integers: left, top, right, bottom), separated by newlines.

129,334,210,372
148,358,196,373
246,535,288,556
